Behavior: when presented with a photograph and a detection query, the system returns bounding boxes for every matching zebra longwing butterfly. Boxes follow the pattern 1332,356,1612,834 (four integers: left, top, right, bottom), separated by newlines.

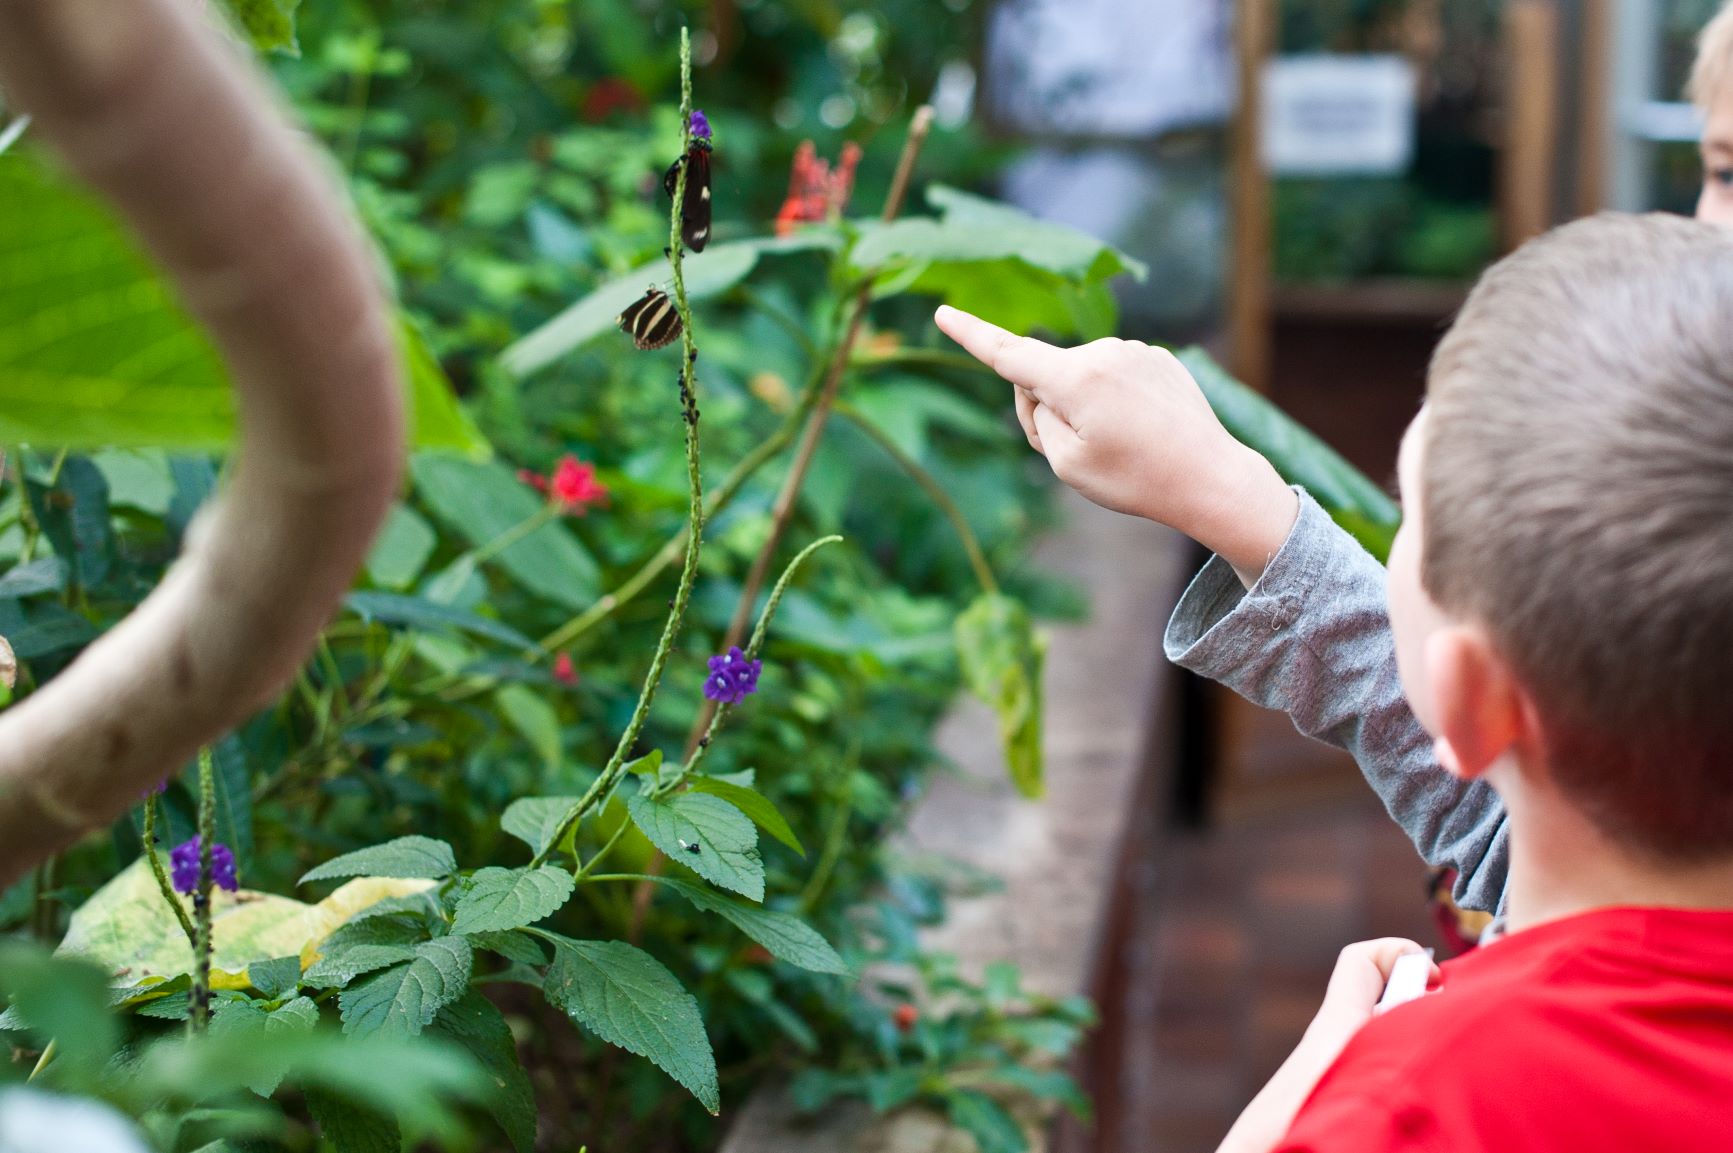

617,287,682,351
662,138,712,252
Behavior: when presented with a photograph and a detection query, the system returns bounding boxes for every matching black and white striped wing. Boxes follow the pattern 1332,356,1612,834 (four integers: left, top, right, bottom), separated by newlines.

617,288,682,351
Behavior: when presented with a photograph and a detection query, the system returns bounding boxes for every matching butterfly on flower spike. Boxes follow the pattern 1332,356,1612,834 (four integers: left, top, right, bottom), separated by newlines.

663,108,714,252
617,287,682,351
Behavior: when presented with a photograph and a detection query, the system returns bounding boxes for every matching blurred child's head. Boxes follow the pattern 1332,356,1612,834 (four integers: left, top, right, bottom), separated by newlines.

1387,214,1733,862
1694,1,1733,222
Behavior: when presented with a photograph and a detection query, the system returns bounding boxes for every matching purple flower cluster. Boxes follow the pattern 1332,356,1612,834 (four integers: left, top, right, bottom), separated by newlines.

170,837,238,895
689,108,712,142
703,646,761,705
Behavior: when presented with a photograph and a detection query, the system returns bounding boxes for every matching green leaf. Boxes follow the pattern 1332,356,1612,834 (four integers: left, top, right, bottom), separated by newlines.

687,778,805,857
300,836,457,886
338,936,473,1038
0,557,66,599
411,455,599,609
450,866,575,936
496,685,561,771
365,504,438,591
306,1088,401,1153
212,994,321,1095
27,455,110,587
430,991,537,1153
500,796,581,858
500,233,839,378
0,149,483,451
346,590,535,650
946,1090,1028,1153
626,791,763,901
541,934,719,1113
465,930,548,967
955,594,1046,798
655,877,847,975
92,448,174,515
246,955,302,999
218,0,302,55
305,942,421,990
624,748,664,778
0,940,120,1080
206,734,255,871
1177,347,1402,561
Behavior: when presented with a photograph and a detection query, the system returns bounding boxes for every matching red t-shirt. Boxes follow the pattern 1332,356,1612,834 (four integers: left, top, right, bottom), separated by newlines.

1278,906,1733,1152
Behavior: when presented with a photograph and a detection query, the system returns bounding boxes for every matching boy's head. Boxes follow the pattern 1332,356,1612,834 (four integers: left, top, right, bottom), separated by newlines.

1694,1,1733,222
1388,214,1733,862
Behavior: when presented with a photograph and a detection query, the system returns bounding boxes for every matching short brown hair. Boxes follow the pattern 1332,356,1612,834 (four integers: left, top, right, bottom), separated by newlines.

1691,1,1733,108
1422,214,1733,861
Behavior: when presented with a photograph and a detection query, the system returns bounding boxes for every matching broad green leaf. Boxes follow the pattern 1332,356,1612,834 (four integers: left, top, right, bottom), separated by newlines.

0,150,484,451
955,594,1046,798
1177,347,1401,561
450,866,575,936
411,455,599,609
205,734,255,871
500,232,839,377
655,877,847,975
0,558,65,599
541,934,719,1113
496,685,561,771
0,941,120,1080
500,796,582,858
211,994,320,1095
246,955,301,999
339,936,472,1038
626,791,763,901
300,836,457,886
305,942,421,990
92,448,174,515
624,748,664,778
218,0,301,55
27,455,110,587
365,503,438,590
60,860,435,988
346,589,535,650
465,930,548,967
687,777,805,857
430,991,538,1153
947,1090,1028,1153
306,1088,400,1153
9,605,96,659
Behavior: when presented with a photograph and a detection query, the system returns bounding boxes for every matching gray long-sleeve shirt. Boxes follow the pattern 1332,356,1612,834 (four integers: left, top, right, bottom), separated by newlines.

1162,488,1511,914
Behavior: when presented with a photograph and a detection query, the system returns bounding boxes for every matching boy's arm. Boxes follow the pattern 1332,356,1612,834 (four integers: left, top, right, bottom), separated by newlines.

932,305,1509,912
1166,489,1509,913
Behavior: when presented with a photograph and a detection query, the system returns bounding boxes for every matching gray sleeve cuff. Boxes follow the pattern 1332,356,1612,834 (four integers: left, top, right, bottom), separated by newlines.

1162,486,1339,676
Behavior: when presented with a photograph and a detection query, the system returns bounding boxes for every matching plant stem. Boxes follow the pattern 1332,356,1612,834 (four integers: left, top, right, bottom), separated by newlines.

837,404,999,595
189,747,216,1034
143,793,198,947
530,28,705,869
574,821,629,883
29,857,56,941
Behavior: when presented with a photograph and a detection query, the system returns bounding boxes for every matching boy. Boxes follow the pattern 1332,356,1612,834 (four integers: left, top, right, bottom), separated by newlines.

948,0,1733,923
941,211,1733,1149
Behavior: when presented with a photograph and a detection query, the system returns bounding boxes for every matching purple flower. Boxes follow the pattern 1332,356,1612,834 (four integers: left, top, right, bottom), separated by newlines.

703,646,761,705
169,837,238,895
689,109,712,142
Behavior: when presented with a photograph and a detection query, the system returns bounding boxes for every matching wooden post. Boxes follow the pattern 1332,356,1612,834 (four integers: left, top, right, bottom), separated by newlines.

1576,0,1611,216
1230,0,1272,394
1501,0,1561,249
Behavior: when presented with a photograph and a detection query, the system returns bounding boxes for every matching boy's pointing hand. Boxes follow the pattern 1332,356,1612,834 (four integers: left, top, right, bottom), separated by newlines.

934,304,1299,588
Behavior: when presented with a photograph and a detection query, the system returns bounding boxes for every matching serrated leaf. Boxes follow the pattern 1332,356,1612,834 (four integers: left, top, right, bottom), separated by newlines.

656,877,847,975
300,836,456,885
135,992,191,1020
687,778,805,857
450,867,575,936
430,991,537,1153
304,942,420,990
339,937,472,1039
410,455,598,609
306,1088,400,1153
500,796,581,858
346,590,534,650
626,792,763,901
541,935,719,1113
466,931,547,967
246,955,301,999
955,594,1046,798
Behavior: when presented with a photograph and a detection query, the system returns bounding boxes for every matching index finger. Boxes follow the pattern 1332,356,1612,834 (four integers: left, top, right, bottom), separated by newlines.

935,305,1071,397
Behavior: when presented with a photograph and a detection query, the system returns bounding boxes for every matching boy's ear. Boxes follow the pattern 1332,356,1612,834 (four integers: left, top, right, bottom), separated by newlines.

1423,626,1526,781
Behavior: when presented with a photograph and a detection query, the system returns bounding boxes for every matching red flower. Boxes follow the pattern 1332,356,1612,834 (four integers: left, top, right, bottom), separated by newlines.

893,1003,918,1034
552,652,578,686
582,77,646,123
775,141,862,235
550,455,607,513
517,468,549,494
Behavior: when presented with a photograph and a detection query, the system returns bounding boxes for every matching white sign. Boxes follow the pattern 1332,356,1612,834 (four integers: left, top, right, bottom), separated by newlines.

1262,55,1417,176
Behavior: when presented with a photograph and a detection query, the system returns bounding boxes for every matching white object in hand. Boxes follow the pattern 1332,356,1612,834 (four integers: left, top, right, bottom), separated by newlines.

1374,949,1435,1016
